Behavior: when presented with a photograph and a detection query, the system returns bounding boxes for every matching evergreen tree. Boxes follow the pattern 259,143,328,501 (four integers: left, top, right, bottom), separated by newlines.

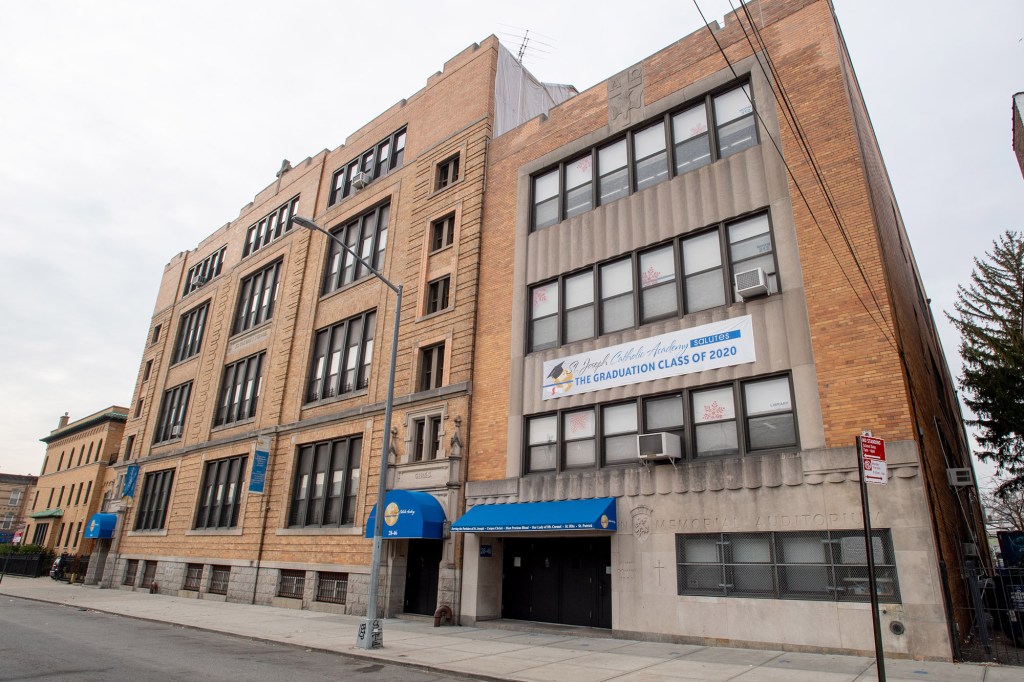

948,230,1024,497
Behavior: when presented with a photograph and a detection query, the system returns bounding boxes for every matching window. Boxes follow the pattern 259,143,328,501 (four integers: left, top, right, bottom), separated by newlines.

172,301,210,364
194,455,247,529
139,562,157,589
74,483,83,506
214,352,265,426
328,128,406,205
72,522,82,548
134,468,175,530
676,530,901,603
83,481,92,505
743,377,795,451
183,564,203,591
599,259,634,334
56,486,65,507
123,434,135,462
123,559,139,586
279,570,305,599
727,213,778,295
32,490,39,510
435,154,460,190
151,324,161,345
418,343,445,391
9,489,22,506
153,382,192,444
714,84,756,159
524,375,796,473
531,82,757,230
58,452,65,470
316,572,348,604
32,523,48,545
142,359,152,382
288,436,361,528
425,276,450,314
526,210,777,352
55,523,65,547
243,196,298,258
67,484,75,505
182,246,227,296
412,415,442,461
430,213,455,252
1,513,13,530
209,566,230,595
322,203,389,295
134,399,143,419
307,311,376,402
233,260,282,334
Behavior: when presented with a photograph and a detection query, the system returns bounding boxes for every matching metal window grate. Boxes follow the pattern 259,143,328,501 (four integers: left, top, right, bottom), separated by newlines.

183,564,203,591
316,572,348,604
209,566,230,595
279,570,305,599
140,561,158,589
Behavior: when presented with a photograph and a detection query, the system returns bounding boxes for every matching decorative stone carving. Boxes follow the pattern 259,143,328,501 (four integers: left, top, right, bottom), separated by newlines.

608,65,644,131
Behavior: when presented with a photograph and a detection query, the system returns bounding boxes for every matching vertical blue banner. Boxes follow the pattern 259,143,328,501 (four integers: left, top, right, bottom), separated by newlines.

122,464,139,498
249,435,271,494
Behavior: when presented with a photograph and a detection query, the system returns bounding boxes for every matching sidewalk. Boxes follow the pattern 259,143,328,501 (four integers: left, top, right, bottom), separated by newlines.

0,576,1014,681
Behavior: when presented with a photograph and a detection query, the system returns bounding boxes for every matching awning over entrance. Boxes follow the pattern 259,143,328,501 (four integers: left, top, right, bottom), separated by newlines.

29,508,63,519
84,513,117,539
451,497,617,533
365,490,446,539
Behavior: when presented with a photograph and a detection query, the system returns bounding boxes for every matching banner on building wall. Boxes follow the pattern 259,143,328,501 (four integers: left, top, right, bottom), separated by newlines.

542,315,755,400
249,435,271,494
122,464,139,498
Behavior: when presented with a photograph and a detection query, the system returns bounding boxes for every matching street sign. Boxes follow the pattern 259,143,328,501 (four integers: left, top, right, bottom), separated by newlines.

12,530,23,545
859,435,887,485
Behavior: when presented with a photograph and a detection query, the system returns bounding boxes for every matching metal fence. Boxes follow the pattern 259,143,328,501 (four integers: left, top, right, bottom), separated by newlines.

950,563,1024,665
0,553,50,578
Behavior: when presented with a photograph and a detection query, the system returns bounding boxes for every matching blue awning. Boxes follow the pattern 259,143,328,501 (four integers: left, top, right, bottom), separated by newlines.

451,497,617,533
83,513,117,539
365,490,446,539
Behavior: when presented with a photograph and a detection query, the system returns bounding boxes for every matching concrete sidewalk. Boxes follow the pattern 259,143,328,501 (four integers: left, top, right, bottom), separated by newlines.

0,576,1014,681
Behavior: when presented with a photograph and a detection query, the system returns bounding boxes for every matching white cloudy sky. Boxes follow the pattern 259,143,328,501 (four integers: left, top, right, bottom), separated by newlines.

1,1,1021,483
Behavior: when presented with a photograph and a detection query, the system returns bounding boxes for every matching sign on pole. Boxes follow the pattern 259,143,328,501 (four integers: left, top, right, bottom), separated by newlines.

249,435,271,494
860,434,887,485
12,530,23,545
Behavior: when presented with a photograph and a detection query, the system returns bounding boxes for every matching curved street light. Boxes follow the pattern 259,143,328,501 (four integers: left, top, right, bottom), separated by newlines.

292,215,402,650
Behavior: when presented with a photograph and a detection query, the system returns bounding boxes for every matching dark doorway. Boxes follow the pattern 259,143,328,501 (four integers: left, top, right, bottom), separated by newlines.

404,539,442,615
502,537,611,628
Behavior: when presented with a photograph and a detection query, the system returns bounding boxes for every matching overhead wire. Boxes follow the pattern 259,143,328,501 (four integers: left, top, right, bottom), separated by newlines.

690,0,898,350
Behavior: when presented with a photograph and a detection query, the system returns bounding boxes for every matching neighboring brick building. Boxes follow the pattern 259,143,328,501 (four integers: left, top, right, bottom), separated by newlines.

24,408,127,555
106,39,572,615
456,0,983,661
0,473,37,543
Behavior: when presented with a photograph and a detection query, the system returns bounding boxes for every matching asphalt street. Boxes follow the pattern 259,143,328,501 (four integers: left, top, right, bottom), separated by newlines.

0,596,453,681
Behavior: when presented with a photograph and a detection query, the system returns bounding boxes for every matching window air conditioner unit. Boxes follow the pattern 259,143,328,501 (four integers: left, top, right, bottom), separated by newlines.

351,171,371,189
947,468,974,488
191,273,207,288
734,267,770,299
170,425,182,438
637,432,682,462
962,542,980,557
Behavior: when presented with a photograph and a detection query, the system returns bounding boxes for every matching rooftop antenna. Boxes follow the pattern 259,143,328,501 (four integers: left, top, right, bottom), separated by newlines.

516,29,530,63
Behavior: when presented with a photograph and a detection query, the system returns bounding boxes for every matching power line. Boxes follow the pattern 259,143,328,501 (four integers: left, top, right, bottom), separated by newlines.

690,0,897,351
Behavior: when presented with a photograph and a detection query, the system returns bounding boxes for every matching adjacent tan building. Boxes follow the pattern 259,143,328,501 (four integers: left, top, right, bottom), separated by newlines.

25,408,127,555
0,473,37,543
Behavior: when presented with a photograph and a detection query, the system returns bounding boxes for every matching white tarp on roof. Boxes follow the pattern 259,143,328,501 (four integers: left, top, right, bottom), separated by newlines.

494,43,577,138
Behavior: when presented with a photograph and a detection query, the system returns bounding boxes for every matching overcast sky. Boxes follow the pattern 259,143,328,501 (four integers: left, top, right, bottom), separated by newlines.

1,1,1021,484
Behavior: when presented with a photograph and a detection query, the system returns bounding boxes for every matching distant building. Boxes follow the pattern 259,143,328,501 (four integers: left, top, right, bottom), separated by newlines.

25,408,127,556
0,473,37,543
1013,92,1024,179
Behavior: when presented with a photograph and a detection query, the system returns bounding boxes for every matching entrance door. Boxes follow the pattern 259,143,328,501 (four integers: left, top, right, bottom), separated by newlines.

502,537,611,628
404,539,442,615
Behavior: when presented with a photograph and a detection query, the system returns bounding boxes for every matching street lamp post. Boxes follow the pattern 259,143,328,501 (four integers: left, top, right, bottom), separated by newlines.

292,215,402,650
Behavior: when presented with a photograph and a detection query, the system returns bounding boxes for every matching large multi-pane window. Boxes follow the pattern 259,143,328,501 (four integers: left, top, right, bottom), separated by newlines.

171,301,209,364
233,260,282,334
306,311,376,402
243,196,298,258
531,82,757,230
322,203,390,295
676,530,900,603
527,211,777,352
153,382,192,444
288,436,361,528
214,352,265,426
134,468,175,530
182,247,226,297
194,455,247,529
524,375,796,473
328,128,406,205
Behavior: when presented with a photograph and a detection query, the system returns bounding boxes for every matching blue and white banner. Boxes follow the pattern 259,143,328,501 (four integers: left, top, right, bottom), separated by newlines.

542,315,755,400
